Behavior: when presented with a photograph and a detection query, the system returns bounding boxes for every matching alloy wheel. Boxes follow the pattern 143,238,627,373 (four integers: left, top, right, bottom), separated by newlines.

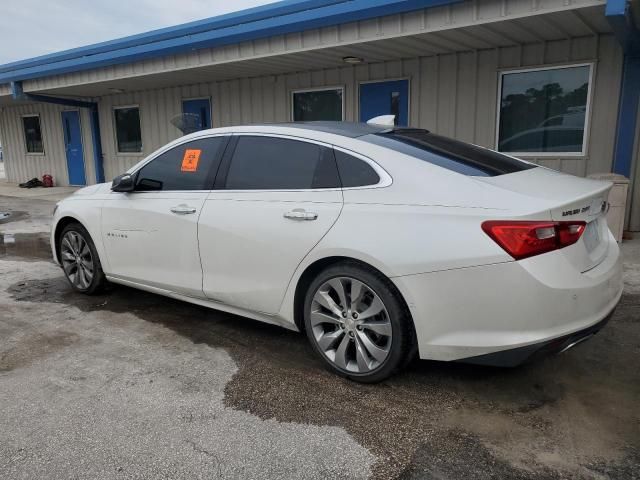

310,276,392,373
60,231,94,290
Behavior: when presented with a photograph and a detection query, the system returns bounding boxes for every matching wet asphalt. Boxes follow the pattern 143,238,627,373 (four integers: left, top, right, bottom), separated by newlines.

0,195,639,480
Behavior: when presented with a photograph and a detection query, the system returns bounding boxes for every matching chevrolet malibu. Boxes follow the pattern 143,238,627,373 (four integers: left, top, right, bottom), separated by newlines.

51,122,623,382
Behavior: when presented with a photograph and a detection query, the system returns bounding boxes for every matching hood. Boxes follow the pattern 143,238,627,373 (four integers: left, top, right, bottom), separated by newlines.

72,182,113,196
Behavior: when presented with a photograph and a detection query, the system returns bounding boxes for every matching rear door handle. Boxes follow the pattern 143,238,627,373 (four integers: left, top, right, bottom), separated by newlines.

284,209,318,221
170,205,197,215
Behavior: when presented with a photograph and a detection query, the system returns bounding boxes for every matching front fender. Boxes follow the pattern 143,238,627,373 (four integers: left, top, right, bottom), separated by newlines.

50,198,106,271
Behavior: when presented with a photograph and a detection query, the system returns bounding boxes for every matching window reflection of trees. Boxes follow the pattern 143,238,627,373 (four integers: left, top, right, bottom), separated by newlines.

500,82,588,140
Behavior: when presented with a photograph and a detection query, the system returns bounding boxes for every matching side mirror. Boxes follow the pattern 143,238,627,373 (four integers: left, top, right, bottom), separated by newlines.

111,173,135,192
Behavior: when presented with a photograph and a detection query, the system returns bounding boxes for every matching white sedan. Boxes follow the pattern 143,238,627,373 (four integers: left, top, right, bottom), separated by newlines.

51,122,623,382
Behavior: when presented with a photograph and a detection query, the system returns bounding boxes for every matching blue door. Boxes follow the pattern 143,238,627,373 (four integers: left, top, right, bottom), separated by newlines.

182,98,211,131
360,80,409,126
61,110,86,186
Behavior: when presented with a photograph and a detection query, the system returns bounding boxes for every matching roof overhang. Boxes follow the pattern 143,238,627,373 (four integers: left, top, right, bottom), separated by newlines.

0,1,614,103
0,0,461,84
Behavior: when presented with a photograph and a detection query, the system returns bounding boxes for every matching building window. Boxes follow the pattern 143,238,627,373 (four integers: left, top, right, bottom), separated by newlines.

22,115,44,154
114,106,142,153
292,88,344,122
497,64,592,155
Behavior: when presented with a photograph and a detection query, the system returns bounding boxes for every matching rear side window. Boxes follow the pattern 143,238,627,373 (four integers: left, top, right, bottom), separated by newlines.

334,150,380,187
135,137,227,191
224,136,340,190
363,130,536,177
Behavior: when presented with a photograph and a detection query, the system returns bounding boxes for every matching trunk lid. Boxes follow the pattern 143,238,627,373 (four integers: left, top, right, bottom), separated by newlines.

477,167,612,272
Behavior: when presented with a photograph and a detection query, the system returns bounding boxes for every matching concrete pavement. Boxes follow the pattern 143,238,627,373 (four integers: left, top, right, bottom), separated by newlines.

0,181,78,202
0,194,638,480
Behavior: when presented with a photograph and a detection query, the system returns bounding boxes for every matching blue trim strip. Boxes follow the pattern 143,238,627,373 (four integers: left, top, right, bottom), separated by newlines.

606,0,640,177
606,0,640,52
11,81,105,184
612,54,640,177
0,0,460,83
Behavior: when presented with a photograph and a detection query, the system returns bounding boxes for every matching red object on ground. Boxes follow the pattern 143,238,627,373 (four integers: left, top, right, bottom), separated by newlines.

42,174,54,188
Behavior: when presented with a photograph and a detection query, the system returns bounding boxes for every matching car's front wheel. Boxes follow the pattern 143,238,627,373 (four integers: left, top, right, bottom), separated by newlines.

303,262,416,383
59,223,107,295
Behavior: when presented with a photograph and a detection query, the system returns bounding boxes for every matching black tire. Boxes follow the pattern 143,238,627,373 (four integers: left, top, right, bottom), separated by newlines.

58,222,108,295
303,261,416,383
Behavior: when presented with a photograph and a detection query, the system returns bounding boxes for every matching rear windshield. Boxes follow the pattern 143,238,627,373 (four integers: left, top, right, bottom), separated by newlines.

362,130,537,177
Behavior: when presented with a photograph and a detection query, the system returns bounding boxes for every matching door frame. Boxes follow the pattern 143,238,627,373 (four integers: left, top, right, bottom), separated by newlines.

357,77,411,125
61,109,87,186
182,96,213,129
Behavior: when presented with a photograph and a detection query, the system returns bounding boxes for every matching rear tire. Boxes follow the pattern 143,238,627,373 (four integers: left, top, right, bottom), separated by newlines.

303,262,416,383
58,223,107,295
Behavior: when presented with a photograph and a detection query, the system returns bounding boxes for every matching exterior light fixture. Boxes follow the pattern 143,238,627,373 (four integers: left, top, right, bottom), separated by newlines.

108,88,125,94
342,56,364,64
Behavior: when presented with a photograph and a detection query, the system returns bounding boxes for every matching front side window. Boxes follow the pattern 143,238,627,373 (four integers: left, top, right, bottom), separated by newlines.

293,88,343,122
114,106,142,153
497,65,591,154
22,115,43,153
224,136,340,190
135,137,227,191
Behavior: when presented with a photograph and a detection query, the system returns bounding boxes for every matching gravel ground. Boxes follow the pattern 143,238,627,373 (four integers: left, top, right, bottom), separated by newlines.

1,194,639,480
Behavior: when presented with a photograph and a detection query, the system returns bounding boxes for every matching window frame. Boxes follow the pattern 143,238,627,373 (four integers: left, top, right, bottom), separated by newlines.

113,104,144,156
217,133,391,192
125,133,230,193
21,113,45,156
290,86,345,122
495,62,595,158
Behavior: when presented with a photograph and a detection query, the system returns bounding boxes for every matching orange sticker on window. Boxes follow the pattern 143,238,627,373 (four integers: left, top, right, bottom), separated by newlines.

181,149,201,172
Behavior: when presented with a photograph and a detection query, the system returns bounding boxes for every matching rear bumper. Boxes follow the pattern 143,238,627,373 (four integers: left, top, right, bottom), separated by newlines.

392,231,623,362
457,306,615,367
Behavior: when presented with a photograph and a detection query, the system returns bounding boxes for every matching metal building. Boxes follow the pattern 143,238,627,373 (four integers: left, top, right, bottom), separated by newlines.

0,0,639,229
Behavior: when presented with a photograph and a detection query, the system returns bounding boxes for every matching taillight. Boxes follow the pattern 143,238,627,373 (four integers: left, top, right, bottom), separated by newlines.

482,220,586,260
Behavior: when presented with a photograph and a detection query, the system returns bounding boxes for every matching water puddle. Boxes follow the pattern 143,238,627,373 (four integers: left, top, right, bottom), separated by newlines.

0,210,28,224
0,232,51,261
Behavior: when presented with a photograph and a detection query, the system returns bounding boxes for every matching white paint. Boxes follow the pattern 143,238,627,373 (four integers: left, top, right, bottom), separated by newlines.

366,115,396,127
52,124,624,365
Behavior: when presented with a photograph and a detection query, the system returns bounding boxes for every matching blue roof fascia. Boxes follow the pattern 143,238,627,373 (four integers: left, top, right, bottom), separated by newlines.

0,0,345,75
0,0,460,83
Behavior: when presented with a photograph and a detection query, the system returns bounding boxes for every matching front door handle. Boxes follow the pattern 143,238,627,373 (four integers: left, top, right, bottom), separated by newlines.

170,205,197,215
284,209,318,221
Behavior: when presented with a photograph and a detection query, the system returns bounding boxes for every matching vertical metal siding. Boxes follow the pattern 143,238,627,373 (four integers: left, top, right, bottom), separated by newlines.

0,102,96,186
1,34,624,187
91,34,626,182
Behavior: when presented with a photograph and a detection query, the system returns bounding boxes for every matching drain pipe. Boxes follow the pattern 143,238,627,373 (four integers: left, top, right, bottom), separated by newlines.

10,81,105,183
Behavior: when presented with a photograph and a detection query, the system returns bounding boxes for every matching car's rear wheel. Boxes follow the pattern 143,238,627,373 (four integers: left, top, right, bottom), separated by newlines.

303,262,416,383
59,223,107,294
